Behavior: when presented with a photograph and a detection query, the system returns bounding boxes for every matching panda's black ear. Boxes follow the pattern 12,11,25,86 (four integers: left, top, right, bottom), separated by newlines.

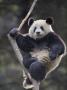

28,17,34,26
46,17,54,25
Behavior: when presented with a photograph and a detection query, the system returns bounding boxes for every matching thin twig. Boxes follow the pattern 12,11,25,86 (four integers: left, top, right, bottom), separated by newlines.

18,0,38,31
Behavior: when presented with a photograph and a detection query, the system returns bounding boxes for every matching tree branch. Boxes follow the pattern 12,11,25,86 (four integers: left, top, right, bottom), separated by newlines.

7,0,39,90
18,0,38,31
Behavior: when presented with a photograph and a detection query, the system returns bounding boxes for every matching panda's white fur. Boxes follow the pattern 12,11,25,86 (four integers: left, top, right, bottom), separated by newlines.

29,20,54,39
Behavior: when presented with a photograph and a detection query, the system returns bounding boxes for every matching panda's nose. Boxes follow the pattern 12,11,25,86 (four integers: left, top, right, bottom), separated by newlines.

36,32,40,35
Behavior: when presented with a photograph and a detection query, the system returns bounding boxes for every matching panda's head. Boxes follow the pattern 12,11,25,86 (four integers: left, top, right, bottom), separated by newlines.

28,17,54,39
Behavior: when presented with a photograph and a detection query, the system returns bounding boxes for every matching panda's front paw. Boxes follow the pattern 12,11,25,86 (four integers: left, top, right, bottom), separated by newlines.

9,28,18,38
49,51,57,60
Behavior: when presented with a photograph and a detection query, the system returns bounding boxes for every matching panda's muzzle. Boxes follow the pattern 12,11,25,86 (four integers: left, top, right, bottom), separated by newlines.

36,32,40,35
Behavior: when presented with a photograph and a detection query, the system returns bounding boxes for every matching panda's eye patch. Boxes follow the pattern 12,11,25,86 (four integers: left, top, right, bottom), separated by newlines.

34,27,36,32
40,26,44,31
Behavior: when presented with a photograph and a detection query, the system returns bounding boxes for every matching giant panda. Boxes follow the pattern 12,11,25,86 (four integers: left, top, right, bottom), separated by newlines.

9,17,66,89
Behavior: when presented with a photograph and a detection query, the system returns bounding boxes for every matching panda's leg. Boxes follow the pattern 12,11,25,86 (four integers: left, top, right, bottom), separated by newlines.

23,57,40,89
29,61,46,81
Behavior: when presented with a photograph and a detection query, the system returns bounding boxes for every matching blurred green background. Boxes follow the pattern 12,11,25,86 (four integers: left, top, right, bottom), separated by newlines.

0,0,67,90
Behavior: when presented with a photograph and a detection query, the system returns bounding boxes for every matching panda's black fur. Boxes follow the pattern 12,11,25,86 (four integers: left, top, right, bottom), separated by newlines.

9,17,65,81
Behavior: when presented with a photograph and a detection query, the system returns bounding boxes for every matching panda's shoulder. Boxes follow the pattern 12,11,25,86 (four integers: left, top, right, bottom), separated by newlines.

46,32,62,41
46,32,59,38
